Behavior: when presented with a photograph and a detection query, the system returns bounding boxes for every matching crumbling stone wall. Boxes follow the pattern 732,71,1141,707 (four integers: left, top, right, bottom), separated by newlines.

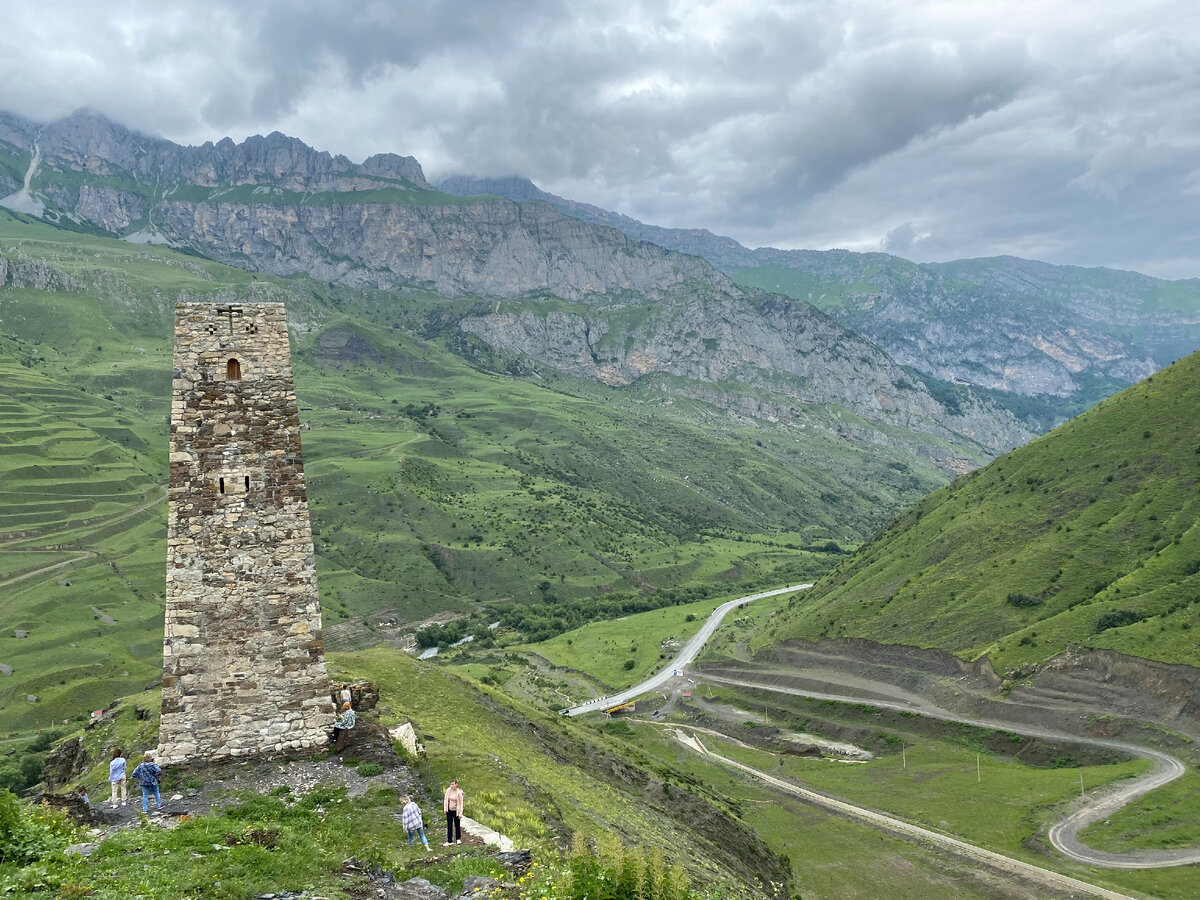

159,301,334,763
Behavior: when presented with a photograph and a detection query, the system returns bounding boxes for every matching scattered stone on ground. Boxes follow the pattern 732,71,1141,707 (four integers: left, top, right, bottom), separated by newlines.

67,747,421,835
89,606,116,624
0,664,12,676
13,630,27,638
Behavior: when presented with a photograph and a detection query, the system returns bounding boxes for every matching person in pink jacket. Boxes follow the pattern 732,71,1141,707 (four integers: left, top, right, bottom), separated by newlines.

443,779,464,845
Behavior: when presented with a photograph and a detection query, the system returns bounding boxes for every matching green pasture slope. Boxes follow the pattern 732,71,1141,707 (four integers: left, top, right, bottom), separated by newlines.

771,350,1200,673
455,599,1184,899
0,210,955,738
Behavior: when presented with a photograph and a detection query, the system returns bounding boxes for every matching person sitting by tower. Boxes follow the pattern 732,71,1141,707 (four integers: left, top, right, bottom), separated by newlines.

331,701,356,752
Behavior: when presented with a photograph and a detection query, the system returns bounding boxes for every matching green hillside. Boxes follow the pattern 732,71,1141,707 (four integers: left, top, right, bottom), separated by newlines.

770,351,1200,673
0,210,962,737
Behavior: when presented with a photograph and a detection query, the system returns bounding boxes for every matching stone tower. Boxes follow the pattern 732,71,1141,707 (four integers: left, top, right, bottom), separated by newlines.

159,301,334,763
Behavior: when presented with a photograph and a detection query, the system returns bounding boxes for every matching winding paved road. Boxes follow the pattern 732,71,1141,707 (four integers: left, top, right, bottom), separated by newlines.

700,672,1200,868
566,581,1200,869
564,584,811,717
702,673,1199,869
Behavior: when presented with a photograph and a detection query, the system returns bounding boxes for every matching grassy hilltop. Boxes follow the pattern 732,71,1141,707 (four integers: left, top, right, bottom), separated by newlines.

770,350,1200,672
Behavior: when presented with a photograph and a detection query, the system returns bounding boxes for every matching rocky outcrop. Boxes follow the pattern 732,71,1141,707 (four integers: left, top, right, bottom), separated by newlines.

41,792,121,827
42,737,88,791
151,195,735,301
460,292,1034,455
0,253,81,292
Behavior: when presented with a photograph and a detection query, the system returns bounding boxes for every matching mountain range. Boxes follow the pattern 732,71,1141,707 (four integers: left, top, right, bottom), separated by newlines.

3,108,1200,731
437,174,1200,426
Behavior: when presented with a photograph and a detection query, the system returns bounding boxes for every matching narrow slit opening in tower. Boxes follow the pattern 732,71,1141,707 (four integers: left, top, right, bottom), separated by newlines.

227,358,242,381
219,477,225,494
244,476,250,492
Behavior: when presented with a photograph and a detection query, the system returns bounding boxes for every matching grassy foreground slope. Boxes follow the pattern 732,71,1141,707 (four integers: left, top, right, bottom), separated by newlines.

771,351,1200,673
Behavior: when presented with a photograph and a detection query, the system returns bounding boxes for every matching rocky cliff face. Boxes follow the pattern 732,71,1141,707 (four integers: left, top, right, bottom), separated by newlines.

745,249,1177,399
460,292,1034,458
437,175,1200,407
1,111,729,301
437,174,759,269
151,195,735,300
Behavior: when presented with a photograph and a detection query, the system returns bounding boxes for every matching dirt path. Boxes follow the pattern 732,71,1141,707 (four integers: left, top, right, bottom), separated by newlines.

670,728,1135,900
703,672,1200,869
0,551,96,590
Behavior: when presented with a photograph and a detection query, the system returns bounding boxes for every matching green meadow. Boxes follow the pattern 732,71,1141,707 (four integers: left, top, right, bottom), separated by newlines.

1,209,938,740
770,349,1200,673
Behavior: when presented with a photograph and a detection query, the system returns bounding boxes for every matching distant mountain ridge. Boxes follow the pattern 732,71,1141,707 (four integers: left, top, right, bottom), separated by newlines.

0,109,728,302
0,108,1033,463
436,174,1200,419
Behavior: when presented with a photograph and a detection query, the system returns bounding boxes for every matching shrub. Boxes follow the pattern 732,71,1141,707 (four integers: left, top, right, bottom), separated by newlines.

357,763,384,777
0,791,76,865
1094,609,1146,633
622,659,636,671
1006,592,1043,608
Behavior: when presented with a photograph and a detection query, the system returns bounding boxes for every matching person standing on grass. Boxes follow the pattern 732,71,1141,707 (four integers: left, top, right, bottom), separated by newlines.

130,751,163,813
443,779,464,845
401,794,430,850
331,701,356,751
108,748,127,808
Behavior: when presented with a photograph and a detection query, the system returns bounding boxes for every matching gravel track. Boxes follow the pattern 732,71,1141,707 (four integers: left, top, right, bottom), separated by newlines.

671,728,1136,900
704,672,1200,870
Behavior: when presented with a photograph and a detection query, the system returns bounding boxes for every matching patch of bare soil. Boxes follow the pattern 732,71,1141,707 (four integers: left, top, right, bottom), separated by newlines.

708,638,1200,753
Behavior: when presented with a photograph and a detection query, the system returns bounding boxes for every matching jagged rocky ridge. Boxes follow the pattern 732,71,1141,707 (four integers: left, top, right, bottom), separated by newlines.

0,109,1035,460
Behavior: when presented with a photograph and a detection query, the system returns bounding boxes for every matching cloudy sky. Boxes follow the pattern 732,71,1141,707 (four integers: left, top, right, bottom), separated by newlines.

2,0,1198,278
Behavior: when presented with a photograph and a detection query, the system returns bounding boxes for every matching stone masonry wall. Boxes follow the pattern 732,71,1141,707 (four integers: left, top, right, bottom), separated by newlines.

159,301,334,763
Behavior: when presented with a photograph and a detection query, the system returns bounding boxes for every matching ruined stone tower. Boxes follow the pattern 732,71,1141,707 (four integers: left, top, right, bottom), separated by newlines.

160,301,334,763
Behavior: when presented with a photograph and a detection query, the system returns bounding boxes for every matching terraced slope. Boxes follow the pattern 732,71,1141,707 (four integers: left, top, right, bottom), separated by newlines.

770,350,1200,673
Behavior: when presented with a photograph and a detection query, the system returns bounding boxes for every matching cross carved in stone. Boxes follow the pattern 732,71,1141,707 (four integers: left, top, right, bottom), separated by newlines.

214,305,244,334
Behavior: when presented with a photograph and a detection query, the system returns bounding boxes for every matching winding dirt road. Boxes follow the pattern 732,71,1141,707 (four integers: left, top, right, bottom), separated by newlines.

567,581,1199,870
703,672,1200,869
670,727,1137,900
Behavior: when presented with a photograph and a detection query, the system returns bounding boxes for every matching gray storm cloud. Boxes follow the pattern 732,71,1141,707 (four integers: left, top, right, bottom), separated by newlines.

0,0,1196,278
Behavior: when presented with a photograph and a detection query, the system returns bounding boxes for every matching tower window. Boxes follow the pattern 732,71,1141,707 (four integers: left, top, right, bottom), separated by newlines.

219,477,226,494
227,358,242,381
244,476,250,492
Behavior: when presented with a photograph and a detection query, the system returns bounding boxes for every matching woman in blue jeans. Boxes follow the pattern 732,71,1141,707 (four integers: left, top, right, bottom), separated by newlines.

130,752,163,813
